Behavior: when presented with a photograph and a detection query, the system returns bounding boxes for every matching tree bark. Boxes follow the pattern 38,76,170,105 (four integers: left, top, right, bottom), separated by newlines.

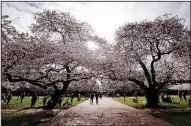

145,86,159,108
45,81,70,109
46,89,61,109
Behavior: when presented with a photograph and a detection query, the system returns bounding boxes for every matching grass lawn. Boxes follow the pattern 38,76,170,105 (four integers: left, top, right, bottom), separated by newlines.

2,96,44,109
2,112,56,126
60,97,86,109
2,96,87,126
113,96,190,109
114,96,146,109
113,96,191,126
2,96,86,109
151,111,191,126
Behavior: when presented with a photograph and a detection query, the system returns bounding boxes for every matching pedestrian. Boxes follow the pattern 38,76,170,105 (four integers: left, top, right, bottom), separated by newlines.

4,92,7,103
1,93,5,103
99,93,102,99
123,93,126,101
90,93,94,105
20,92,25,103
166,94,172,103
160,92,165,102
63,97,70,106
90,93,92,104
183,92,187,101
43,96,48,106
79,93,81,101
70,93,74,106
47,97,53,107
31,92,38,108
57,96,63,108
6,92,12,105
179,91,183,101
95,93,99,104
77,93,81,101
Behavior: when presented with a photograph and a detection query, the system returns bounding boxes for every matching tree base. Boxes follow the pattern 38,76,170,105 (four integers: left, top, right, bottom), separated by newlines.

145,104,160,109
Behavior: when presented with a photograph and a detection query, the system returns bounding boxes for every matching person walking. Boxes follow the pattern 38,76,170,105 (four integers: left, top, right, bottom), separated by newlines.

63,97,70,106
90,93,92,104
79,93,81,101
43,96,48,106
57,96,63,108
31,92,38,108
6,92,12,105
95,92,99,105
90,93,94,105
160,92,165,103
1,93,6,103
77,93,81,101
179,91,183,101
20,92,25,103
99,93,102,99
183,92,187,101
123,93,126,101
70,93,74,106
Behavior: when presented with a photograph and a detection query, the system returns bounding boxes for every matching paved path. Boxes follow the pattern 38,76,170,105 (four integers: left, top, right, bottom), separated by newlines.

40,98,173,126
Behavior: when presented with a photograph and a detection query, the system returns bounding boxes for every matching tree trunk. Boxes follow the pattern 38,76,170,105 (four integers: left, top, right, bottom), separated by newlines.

145,87,159,108
45,81,70,109
45,89,61,109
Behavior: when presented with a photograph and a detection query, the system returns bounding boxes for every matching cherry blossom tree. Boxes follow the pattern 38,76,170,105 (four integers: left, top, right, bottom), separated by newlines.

112,14,190,107
1,10,102,109
94,14,190,108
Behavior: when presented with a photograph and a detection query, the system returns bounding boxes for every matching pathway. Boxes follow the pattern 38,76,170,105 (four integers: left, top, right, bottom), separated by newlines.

40,98,173,126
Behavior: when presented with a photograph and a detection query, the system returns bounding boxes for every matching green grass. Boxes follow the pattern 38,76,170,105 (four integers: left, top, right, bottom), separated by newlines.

2,96,44,109
2,96,87,109
2,96,87,126
2,112,56,126
152,112,191,126
113,96,146,109
60,97,86,109
114,96,191,126
113,96,190,109
160,96,190,109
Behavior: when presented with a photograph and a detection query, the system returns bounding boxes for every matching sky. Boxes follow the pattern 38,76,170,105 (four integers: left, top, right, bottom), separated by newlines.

2,2,190,43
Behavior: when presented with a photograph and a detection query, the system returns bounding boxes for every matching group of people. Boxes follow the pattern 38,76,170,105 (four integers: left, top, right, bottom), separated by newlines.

179,91,187,101
160,91,187,103
1,91,39,108
2,91,104,108
31,92,39,108
42,93,75,108
1,91,12,105
160,93,173,103
19,92,39,108
90,92,102,105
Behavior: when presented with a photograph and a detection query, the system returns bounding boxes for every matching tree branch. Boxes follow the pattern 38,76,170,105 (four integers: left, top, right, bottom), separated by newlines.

4,73,47,89
127,77,148,90
68,76,92,82
137,58,152,85
3,61,16,73
150,38,173,85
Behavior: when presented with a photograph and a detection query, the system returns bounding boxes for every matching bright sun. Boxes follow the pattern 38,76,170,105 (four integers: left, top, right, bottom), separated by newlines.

86,41,99,51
